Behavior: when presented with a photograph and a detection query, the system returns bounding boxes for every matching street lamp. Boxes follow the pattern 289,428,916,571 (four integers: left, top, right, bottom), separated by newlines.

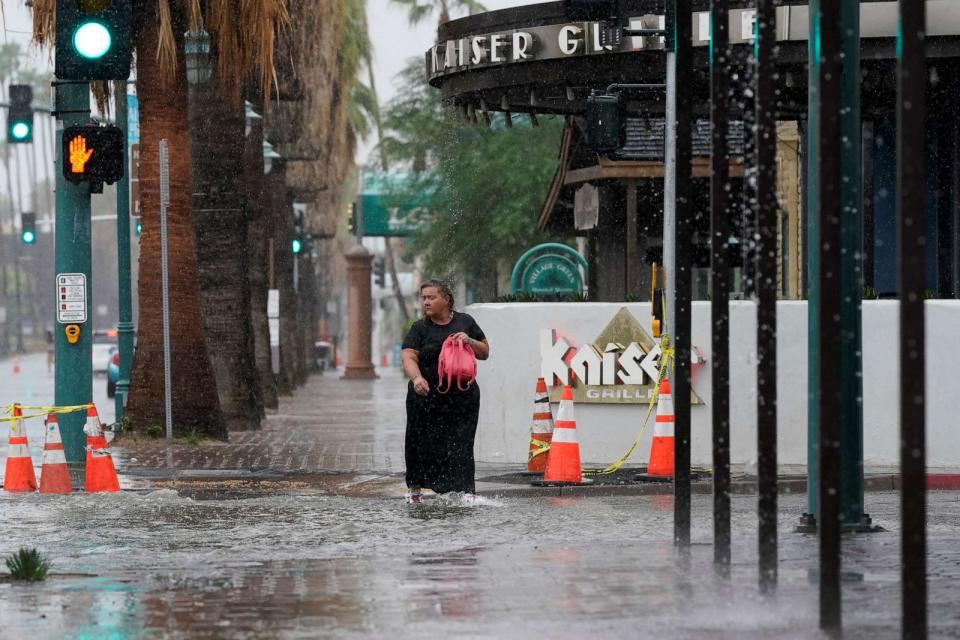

263,138,281,174
184,29,213,86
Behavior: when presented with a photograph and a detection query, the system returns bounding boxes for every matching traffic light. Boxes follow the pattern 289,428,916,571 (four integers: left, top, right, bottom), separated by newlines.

347,202,357,235
585,93,625,153
7,85,33,144
133,217,142,235
291,237,303,254
20,213,36,245
62,123,124,191
373,257,386,288
55,0,133,81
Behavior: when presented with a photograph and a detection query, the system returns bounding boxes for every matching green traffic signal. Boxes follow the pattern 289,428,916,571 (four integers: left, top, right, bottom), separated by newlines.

55,0,132,81
135,221,142,235
291,238,303,254
20,212,36,244
73,22,113,59
7,85,33,144
11,122,31,140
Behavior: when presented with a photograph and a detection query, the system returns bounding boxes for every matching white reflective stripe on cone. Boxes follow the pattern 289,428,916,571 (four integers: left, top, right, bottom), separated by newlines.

556,402,575,422
532,419,553,434
43,450,67,465
654,422,675,437
551,427,579,444
7,444,30,457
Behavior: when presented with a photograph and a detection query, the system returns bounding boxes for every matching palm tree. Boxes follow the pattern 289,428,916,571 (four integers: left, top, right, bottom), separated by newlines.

391,0,486,26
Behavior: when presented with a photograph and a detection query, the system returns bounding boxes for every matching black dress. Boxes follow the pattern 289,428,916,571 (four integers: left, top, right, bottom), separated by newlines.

402,312,486,494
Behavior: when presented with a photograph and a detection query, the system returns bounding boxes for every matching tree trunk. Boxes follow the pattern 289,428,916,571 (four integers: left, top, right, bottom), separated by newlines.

188,66,262,432
243,95,278,410
126,1,226,439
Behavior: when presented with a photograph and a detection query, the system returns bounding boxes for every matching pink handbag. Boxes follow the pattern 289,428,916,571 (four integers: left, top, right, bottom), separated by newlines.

436,335,477,393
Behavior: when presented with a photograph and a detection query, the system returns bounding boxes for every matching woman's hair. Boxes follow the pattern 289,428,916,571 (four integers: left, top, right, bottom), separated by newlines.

419,279,455,311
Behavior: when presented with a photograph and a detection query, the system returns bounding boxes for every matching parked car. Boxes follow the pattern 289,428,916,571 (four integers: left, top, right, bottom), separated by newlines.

106,348,119,398
92,329,118,374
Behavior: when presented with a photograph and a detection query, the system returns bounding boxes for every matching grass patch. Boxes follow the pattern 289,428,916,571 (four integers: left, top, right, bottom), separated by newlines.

184,429,203,446
6,548,50,582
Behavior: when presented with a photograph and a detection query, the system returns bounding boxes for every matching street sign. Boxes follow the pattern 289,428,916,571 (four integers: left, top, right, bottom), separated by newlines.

522,254,583,296
360,173,427,237
56,273,87,324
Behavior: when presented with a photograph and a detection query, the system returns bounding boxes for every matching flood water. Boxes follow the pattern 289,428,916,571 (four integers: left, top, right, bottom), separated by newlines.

0,490,958,639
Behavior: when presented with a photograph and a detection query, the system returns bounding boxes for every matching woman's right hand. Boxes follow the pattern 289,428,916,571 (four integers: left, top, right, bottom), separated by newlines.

413,375,430,396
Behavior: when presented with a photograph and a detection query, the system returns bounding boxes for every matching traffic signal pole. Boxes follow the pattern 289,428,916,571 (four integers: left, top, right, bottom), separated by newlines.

115,83,134,422
54,80,93,473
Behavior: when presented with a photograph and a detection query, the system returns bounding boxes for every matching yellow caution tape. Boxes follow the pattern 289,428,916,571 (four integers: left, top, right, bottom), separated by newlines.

0,403,94,423
528,437,551,461
583,333,675,476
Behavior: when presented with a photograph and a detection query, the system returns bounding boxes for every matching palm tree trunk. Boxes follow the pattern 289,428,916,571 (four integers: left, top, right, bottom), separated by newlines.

188,62,263,432
244,102,279,409
126,0,226,439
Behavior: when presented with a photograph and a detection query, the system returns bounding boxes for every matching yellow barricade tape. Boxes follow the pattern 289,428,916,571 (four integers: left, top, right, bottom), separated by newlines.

583,334,675,476
528,437,551,461
0,403,95,424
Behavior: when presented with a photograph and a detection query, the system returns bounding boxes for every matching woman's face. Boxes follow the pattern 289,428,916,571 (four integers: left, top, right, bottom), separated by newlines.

421,286,449,318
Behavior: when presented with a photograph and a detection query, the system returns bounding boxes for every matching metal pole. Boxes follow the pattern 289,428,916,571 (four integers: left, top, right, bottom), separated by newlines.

115,83,134,423
756,0,779,593
897,1,927,635
800,0,822,536
664,53,677,339
817,0,844,631
839,0,868,531
54,81,93,474
709,0,731,572
672,0,693,549
159,139,173,441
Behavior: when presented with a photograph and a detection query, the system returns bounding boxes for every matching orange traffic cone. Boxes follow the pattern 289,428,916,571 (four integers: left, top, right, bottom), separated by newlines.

542,385,582,484
84,406,119,493
40,414,72,494
527,378,554,472
3,404,37,492
646,378,675,477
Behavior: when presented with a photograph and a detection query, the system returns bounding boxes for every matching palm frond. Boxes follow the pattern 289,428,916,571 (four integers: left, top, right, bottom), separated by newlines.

31,0,55,48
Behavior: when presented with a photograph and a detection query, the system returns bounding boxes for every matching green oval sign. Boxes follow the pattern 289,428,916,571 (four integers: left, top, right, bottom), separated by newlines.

522,254,583,295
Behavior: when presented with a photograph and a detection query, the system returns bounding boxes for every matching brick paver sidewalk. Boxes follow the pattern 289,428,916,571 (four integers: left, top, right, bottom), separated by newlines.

115,368,408,476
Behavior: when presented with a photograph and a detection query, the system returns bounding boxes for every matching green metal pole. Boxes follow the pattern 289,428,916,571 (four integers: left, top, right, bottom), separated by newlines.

54,81,92,475
115,84,134,423
801,0,821,532
839,0,872,531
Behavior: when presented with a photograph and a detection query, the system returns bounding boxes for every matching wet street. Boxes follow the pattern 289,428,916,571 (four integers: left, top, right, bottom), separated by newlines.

1,490,960,639
1,354,959,638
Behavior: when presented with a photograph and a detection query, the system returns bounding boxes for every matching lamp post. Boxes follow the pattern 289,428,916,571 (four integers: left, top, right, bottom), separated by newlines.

184,30,213,86
262,139,281,175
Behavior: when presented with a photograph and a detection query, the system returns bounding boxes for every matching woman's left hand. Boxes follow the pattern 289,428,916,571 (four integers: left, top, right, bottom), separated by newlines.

450,332,473,347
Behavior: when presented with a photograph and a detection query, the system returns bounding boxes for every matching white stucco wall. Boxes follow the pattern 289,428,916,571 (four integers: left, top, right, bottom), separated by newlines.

465,300,960,469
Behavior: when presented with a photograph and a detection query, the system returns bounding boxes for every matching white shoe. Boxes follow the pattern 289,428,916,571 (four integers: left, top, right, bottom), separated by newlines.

405,491,422,505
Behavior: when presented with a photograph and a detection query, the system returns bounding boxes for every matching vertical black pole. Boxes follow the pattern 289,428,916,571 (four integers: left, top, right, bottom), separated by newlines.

755,0,778,593
673,0,693,549
897,1,927,637
710,0,731,572
863,121,876,292
817,0,843,632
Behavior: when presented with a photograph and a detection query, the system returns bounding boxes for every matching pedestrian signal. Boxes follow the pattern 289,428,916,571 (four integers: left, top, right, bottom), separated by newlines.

20,213,36,244
7,85,33,144
62,124,124,189
55,0,133,81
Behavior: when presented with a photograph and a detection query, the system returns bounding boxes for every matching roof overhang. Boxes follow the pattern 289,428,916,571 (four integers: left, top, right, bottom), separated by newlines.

426,0,960,119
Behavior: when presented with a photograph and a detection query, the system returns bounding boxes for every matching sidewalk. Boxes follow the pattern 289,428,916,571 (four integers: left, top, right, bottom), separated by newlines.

113,367,955,498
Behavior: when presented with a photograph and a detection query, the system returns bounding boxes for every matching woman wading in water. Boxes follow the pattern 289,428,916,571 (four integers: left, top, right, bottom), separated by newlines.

401,280,489,503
